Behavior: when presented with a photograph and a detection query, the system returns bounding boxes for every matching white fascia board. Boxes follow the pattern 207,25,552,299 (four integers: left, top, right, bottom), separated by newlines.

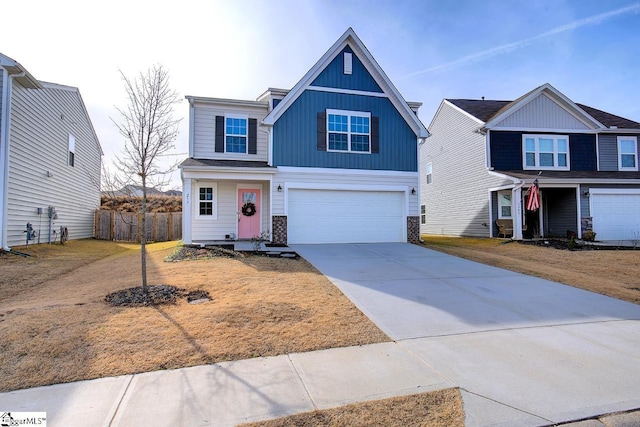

588,188,640,195
262,28,429,139
487,126,599,134
182,170,276,181
488,170,522,183
443,99,485,125
185,95,268,110
484,84,604,130
275,165,419,178
599,128,640,134
307,85,388,98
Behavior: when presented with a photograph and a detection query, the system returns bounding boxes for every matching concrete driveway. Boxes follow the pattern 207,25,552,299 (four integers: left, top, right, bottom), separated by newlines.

293,243,640,426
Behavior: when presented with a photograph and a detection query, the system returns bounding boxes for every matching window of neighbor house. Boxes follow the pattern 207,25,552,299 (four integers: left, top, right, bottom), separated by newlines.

523,134,569,170
68,134,76,167
225,117,248,153
327,109,371,153
498,191,512,219
421,205,426,224
426,162,432,184
198,187,214,216
618,136,638,171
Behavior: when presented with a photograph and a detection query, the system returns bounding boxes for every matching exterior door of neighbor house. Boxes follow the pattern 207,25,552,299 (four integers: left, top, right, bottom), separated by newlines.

238,188,261,239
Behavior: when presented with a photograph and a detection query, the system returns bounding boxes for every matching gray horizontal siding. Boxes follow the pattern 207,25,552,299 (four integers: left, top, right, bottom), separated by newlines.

494,93,590,130
598,134,617,171
420,102,511,237
7,83,101,247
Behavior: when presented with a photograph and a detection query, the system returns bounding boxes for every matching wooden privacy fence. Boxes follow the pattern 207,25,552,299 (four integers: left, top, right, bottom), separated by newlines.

95,210,182,242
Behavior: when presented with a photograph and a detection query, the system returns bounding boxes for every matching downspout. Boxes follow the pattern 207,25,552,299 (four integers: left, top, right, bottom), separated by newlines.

512,180,525,240
0,70,24,251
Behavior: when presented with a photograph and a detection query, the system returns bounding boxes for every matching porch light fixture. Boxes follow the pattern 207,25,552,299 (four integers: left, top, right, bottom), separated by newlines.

411,187,416,195
583,190,590,197
277,184,282,192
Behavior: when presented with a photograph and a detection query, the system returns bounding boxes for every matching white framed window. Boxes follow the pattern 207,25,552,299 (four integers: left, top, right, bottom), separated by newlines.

197,184,217,218
497,191,512,219
327,109,371,153
420,204,426,224
618,136,638,171
225,116,248,153
68,134,76,167
523,134,570,170
425,162,432,184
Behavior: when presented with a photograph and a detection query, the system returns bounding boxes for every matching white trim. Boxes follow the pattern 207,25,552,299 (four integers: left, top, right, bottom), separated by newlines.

186,95,268,109
522,134,570,171
326,109,372,154
589,188,640,195
307,85,388,98
617,135,638,171
485,131,491,169
182,170,275,181
575,187,582,239
596,133,600,171
275,165,418,177
236,184,263,239
489,183,516,192
497,190,513,219
196,182,218,220
188,98,195,156
182,177,192,244
489,126,598,134
224,114,249,154
487,190,494,237
488,170,521,183
283,182,409,216
262,28,429,138
484,83,604,130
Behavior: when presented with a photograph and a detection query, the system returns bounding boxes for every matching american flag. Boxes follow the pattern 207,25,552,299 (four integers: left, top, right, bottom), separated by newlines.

526,179,540,211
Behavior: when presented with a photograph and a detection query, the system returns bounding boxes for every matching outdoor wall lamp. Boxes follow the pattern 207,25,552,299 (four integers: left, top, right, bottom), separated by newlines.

411,187,416,195
583,190,590,197
277,184,282,192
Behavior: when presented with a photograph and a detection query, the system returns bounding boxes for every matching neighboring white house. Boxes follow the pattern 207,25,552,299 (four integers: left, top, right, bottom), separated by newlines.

0,53,103,248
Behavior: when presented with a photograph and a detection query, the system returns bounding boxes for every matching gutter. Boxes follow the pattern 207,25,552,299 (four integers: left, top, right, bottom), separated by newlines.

1,71,25,251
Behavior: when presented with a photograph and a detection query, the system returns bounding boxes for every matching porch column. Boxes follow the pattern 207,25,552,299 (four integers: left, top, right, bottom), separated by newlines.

182,178,192,245
513,186,523,240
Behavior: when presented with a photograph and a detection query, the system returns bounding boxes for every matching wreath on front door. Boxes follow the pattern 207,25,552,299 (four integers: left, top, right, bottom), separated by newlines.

241,202,257,217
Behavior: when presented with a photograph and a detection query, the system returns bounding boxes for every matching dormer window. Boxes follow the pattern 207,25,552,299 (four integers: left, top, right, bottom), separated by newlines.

618,136,638,171
523,134,569,170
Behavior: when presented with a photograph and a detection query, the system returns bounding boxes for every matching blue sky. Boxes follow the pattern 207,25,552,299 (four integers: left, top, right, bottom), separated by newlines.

3,0,640,190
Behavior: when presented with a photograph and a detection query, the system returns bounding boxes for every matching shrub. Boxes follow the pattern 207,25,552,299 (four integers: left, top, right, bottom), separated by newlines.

583,230,597,242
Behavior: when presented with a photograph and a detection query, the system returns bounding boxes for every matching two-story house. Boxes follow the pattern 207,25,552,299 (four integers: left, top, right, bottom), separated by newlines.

1,53,102,249
420,83,640,242
180,28,428,245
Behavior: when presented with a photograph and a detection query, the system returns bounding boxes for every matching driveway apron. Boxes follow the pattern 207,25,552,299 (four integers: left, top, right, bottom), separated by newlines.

292,243,640,426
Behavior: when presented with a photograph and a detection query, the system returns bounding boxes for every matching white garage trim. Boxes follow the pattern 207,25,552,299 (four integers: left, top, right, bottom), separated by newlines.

283,182,410,216
589,188,640,241
286,187,408,244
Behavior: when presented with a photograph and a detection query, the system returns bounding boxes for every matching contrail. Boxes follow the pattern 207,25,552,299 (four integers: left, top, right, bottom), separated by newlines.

404,3,640,78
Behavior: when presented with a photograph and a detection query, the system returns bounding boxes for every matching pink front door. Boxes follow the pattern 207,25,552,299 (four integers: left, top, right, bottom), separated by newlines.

238,188,261,239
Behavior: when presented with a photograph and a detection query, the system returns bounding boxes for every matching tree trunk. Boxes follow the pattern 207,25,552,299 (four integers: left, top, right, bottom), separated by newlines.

141,178,148,292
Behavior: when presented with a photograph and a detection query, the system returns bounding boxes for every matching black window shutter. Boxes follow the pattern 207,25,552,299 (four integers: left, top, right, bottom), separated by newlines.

215,116,225,153
317,112,327,151
371,116,379,153
248,118,257,154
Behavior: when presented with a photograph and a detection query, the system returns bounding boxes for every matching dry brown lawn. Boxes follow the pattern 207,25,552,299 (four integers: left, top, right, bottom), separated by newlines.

0,240,388,392
241,388,464,427
421,235,640,304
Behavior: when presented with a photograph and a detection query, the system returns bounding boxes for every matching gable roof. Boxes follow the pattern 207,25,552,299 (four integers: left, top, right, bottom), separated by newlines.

0,53,42,89
447,83,640,131
262,28,428,138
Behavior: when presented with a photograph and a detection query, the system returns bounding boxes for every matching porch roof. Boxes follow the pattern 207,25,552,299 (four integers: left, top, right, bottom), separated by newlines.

180,158,276,169
497,170,640,182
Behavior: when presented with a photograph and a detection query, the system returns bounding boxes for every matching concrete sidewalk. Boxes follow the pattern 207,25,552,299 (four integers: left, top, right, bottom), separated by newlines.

0,342,453,427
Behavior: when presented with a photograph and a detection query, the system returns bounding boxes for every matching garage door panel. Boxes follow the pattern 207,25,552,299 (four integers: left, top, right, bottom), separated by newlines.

288,189,405,244
590,192,640,241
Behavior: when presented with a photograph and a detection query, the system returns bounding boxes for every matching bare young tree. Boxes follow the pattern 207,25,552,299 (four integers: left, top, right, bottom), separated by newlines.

112,65,181,292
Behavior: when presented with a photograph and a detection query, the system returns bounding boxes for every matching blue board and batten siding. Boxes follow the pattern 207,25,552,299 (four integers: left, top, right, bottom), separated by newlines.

0,71,3,131
311,46,383,93
489,131,596,171
273,90,417,171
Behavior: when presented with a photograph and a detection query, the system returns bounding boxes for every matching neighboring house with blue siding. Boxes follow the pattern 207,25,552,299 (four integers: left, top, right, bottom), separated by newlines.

0,53,103,249
420,83,640,242
181,28,428,245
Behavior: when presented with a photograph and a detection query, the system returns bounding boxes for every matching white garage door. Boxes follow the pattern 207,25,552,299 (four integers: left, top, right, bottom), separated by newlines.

287,189,405,244
590,189,640,240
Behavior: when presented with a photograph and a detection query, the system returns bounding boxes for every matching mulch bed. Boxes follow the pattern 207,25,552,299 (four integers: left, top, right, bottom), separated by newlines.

105,285,212,307
518,239,636,251
164,246,243,262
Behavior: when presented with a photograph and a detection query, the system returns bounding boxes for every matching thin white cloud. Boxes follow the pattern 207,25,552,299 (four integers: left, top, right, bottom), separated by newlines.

404,3,640,79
